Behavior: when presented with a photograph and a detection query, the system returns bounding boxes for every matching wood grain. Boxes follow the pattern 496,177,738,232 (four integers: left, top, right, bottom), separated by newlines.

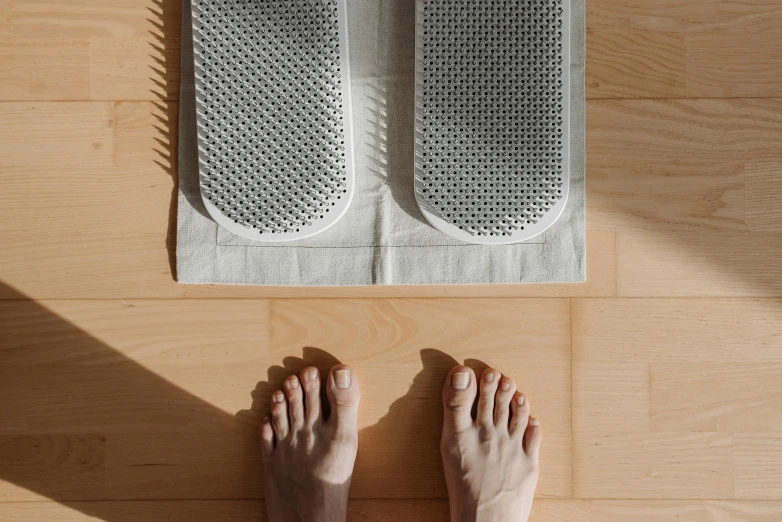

573,298,782,363
0,499,590,522
7,0,179,39
0,434,106,501
650,363,782,432
735,435,782,499
574,432,734,499
591,500,782,521
685,29,782,98
745,161,782,232
587,30,686,98
616,229,782,297
588,99,782,170
0,102,113,168
0,38,90,100
90,36,180,101
573,362,649,433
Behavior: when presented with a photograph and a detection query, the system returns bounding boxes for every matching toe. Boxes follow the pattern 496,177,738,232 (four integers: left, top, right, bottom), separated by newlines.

442,365,477,433
300,366,323,427
326,364,360,439
270,390,289,440
494,375,516,428
477,368,500,428
524,417,542,460
284,375,305,432
509,392,530,438
260,416,274,462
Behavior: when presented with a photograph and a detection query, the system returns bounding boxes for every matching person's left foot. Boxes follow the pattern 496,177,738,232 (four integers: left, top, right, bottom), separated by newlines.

261,364,360,522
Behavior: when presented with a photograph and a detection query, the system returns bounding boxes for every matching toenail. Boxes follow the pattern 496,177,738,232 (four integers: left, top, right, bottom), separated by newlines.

501,382,510,392
531,418,539,426
274,392,285,403
451,372,470,390
307,369,318,381
516,396,525,406
287,378,299,389
485,372,495,383
335,369,351,389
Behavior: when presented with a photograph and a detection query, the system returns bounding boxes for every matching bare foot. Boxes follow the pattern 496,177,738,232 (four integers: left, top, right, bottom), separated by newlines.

260,364,360,522
441,366,542,522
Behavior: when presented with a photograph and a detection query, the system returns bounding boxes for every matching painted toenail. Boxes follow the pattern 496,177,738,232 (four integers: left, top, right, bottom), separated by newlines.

451,372,470,390
335,369,351,389
307,369,318,381
485,372,495,383
287,378,299,389
516,396,525,406
274,393,285,403
501,382,510,392
531,419,539,426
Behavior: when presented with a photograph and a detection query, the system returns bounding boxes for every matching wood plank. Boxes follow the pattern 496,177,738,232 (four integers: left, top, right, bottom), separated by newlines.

651,363,782,432
0,38,90,100
587,0,782,33
0,102,113,168
573,298,782,363
113,100,177,169
0,434,105,501
0,298,269,427
686,29,782,98
586,30,686,99
585,26,782,99
735,434,782,499
0,234,182,299
271,299,570,366
591,500,782,521
616,229,782,297
90,36,180,101
105,428,262,500
0,499,590,522
0,101,175,210
573,362,649,433
8,0,181,39
0,165,172,237
587,164,745,232
0,100,180,299
745,161,782,232
0,368,27,433
588,99,782,170
574,432,734,499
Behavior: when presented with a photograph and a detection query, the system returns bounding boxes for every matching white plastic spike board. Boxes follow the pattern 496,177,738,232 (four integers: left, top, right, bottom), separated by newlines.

192,0,355,241
414,0,570,244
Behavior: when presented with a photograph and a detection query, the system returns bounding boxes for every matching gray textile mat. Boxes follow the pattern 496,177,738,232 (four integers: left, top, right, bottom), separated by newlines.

176,0,586,286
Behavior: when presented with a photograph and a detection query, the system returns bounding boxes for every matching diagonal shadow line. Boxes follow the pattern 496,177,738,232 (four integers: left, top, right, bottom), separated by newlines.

0,281,471,520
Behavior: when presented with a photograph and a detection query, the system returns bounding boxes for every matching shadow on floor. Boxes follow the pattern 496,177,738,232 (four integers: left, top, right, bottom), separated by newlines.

0,281,484,521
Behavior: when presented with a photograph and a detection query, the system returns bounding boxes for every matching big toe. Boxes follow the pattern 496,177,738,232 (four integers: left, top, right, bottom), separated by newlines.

442,365,477,433
326,364,360,438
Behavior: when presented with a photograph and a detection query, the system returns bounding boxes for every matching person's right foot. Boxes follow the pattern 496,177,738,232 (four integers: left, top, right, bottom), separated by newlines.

440,366,542,522
260,364,360,522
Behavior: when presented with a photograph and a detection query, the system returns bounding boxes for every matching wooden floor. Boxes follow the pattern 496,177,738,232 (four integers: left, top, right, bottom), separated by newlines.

1,0,782,520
